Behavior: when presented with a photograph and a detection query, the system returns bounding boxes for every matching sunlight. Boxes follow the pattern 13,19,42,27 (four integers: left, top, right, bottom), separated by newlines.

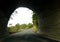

7,7,33,27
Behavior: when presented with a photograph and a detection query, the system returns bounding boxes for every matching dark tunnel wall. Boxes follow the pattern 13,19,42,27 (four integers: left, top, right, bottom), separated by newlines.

0,0,60,41
0,10,8,41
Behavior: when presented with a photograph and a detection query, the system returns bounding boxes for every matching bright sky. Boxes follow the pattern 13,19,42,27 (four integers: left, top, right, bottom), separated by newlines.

7,7,33,27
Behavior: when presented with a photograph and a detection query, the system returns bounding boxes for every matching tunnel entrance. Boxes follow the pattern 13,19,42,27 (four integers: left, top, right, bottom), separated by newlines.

7,7,39,34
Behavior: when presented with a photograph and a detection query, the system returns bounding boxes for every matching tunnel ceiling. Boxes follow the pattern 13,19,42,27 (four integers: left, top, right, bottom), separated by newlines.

0,0,60,18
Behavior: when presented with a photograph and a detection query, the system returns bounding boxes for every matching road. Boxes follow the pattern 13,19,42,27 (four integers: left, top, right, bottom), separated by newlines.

10,28,35,36
1,28,57,42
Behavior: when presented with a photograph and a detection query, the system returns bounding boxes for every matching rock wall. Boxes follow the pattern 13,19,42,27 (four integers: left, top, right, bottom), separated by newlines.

38,9,60,41
0,10,8,41
0,0,60,41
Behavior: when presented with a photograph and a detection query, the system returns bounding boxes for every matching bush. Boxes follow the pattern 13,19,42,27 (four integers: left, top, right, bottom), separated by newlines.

7,23,33,34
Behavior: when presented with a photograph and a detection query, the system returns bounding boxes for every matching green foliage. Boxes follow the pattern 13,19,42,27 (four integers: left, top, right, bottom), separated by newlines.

7,13,39,34
15,24,21,31
32,14,39,32
27,23,33,28
8,26,18,33
7,23,33,34
20,24,27,29
32,14,38,26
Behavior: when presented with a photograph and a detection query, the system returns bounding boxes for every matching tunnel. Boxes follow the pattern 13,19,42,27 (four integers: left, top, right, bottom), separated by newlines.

0,0,60,42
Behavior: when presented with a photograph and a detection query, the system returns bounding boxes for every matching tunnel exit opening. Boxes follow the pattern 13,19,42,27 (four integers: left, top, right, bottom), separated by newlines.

7,7,39,34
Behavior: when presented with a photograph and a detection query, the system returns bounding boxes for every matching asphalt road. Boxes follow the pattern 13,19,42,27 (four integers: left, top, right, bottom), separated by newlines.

10,28,35,36
2,28,58,42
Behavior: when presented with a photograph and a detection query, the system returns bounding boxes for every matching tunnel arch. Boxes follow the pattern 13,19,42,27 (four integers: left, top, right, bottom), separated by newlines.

7,6,39,34
7,7,34,27
0,0,60,41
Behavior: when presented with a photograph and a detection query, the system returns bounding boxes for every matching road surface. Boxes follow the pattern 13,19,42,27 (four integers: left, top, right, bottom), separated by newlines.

2,28,58,42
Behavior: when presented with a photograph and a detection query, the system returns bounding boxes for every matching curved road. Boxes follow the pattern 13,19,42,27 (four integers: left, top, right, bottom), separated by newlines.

2,28,58,42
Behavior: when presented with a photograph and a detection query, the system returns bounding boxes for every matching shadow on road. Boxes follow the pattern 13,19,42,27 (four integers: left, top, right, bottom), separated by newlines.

1,29,58,42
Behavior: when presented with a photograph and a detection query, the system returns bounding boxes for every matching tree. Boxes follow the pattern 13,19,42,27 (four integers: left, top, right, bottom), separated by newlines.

15,23,21,32
32,14,38,28
7,26,17,33
7,23,33,34
27,23,33,28
32,13,39,32
20,24,27,29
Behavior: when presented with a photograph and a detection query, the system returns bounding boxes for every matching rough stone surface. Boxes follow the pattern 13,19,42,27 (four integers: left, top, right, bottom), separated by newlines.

0,0,60,41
